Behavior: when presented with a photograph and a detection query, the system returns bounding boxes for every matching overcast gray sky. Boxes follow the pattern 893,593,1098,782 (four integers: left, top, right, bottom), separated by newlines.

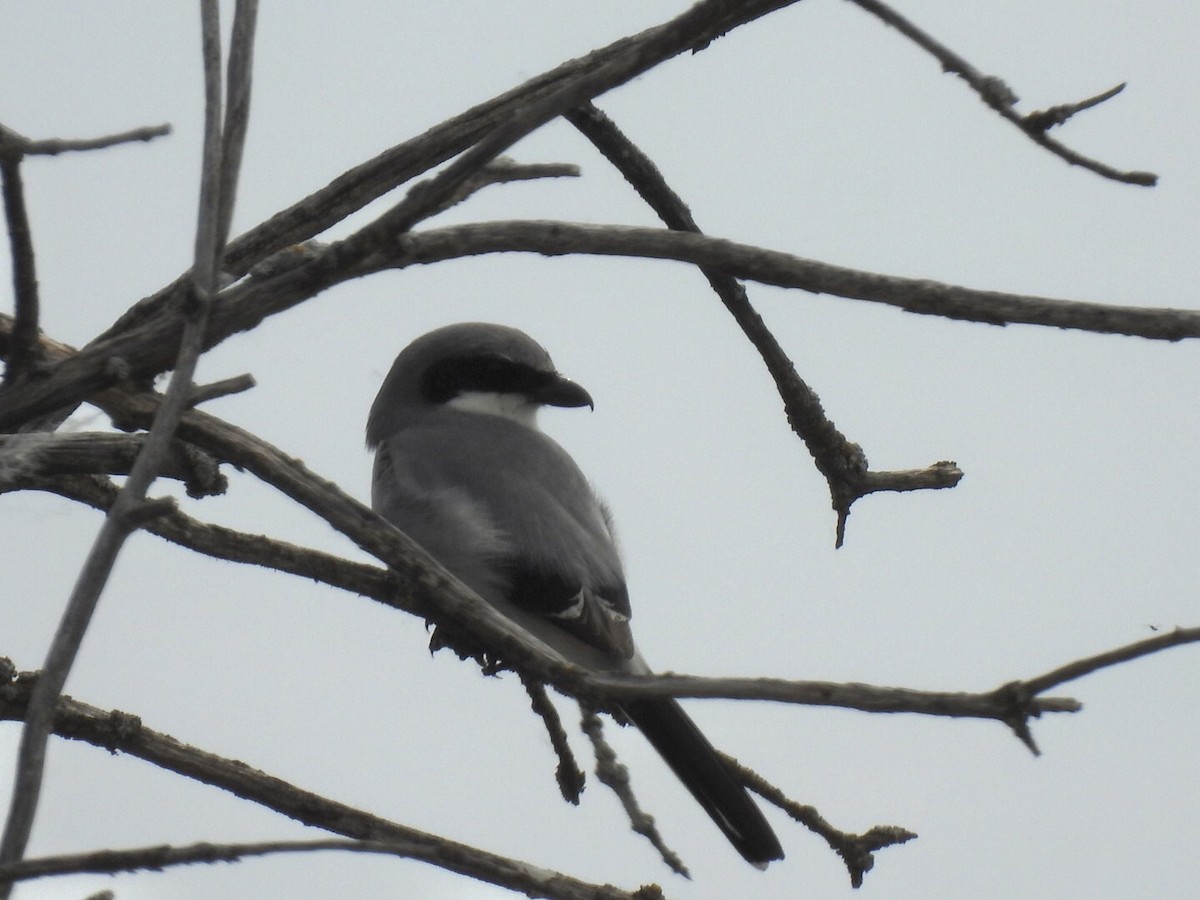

3,2,1199,898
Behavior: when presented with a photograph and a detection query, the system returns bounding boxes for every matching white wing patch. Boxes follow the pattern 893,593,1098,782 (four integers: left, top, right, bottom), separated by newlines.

547,587,635,658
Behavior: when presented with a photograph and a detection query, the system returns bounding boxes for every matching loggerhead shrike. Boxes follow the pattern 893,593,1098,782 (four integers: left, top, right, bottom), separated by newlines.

366,322,783,866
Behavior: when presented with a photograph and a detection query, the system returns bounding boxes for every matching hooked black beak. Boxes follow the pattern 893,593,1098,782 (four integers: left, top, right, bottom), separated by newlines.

533,374,594,410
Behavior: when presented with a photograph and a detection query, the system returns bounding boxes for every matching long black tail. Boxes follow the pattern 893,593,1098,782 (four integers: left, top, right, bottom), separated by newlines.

619,697,783,866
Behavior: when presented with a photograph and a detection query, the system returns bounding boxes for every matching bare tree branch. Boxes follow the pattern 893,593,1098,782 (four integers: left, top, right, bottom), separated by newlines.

565,102,960,545
0,3,252,882
0,387,1101,754
344,219,1194,347
4,451,1149,746
0,838,475,887
91,0,805,348
0,434,225,498
380,223,1200,339
227,0,791,267
0,118,169,428
1,461,1098,733
4,472,397,602
0,679,649,900
1,4,1189,896
2,402,1193,889
584,671,1080,722
317,5,812,286
846,0,1156,185
4,203,1195,436
0,1,1171,437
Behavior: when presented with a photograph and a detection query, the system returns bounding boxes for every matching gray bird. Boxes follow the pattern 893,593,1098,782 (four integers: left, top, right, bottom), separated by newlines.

367,322,783,866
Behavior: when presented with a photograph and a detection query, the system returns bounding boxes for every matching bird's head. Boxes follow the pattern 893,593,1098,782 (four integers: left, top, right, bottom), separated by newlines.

367,323,593,445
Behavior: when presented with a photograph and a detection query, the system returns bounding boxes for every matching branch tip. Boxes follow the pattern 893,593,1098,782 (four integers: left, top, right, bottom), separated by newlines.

1022,82,1128,133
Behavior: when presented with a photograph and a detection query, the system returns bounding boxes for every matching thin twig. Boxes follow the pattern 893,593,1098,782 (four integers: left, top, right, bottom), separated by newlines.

187,372,256,406
191,0,227,288
421,157,581,220
580,707,688,877
725,753,916,888
522,677,586,804
846,0,1155,185
1023,626,1200,695
1022,82,1127,133
244,159,577,280
0,838,435,885
216,0,258,249
0,133,40,386
14,125,172,157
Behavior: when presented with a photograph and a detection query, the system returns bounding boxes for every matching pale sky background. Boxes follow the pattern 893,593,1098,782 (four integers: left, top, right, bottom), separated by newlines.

2,2,1199,899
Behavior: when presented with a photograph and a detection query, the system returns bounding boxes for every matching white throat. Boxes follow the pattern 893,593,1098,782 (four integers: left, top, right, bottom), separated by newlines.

447,391,541,429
